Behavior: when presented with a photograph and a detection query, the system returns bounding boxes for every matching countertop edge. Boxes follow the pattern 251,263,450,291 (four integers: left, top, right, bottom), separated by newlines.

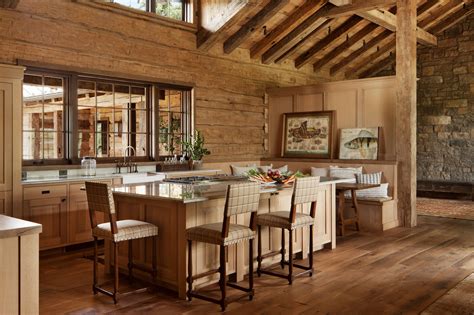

0,215,43,239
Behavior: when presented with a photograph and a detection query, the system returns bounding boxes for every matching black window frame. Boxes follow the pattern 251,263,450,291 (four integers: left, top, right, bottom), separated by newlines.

22,67,193,166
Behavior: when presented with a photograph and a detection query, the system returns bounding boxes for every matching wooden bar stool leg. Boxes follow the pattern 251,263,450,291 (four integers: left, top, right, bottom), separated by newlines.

257,225,262,277
338,190,346,236
113,242,119,304
280,228,285,269
219,245,227,311
152,236,157,280
351,189,360,231
248,238,254,301
128,240,133,282
309,224,314,277
187,240,193,301
93,237,98,295
288,229,293,285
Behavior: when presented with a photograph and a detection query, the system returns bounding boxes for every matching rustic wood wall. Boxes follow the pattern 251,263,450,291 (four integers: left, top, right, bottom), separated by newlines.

0,0,327,162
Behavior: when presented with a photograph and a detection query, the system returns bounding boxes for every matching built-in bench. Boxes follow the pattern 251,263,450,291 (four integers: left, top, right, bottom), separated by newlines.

261,158,399,232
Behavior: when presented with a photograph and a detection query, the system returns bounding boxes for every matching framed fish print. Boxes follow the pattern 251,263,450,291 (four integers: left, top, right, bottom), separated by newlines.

282,111,336,158
338,127,380,160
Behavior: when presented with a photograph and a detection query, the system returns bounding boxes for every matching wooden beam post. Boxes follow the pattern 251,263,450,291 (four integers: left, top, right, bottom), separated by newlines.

396,0,417,227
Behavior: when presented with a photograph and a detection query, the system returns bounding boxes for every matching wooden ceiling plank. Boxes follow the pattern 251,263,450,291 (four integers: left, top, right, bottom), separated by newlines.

330,29,392,75
313,22,378,71
358,53,395,77
223,0,290,54
344,37,395,78
419,0,465,29
275,19,334,63
295,16,363,69
197,0,257,50
430,2,474,34
358,9,437,45
0,0,19,8
417,0,442,17
261,3,336,64
250,0,328,59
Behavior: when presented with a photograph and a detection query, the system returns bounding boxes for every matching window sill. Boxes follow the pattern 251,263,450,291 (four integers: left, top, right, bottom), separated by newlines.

75,0,197,33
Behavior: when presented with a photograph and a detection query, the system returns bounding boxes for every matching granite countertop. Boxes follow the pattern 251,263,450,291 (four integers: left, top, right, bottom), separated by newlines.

112,177,352,204
0,215,42,239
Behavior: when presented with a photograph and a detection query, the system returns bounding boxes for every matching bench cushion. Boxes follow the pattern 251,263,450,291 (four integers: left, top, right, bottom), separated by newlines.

345,196,393,204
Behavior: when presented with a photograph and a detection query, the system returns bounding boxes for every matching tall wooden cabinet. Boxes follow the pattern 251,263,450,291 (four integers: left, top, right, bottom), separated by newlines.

0,64,24,217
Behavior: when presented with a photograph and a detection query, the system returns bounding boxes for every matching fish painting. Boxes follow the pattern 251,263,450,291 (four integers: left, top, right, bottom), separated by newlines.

339,128,379,160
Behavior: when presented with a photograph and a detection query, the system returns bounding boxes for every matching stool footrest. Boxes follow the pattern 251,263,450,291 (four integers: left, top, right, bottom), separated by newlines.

190,268,220,281
226,282,252,292
260,250,281,260
282,261,313,270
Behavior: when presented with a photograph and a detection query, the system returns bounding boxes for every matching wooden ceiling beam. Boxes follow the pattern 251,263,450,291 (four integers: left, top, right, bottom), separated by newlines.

430,2,474,34
250,0,328,59
261,3,335,64
330,29,392,75
417,0,442,17
313,22,378,71
419,0,465,29
223,0,290,54
0,0,19,8
358,9,437,45
275,19,334,63
197,0,257,50
344,37,395,78
326,0,395,18
358,52,395,77
295,16,363,69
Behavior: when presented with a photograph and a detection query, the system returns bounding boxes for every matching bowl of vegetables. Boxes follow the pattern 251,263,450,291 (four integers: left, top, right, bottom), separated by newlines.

247,169,305,185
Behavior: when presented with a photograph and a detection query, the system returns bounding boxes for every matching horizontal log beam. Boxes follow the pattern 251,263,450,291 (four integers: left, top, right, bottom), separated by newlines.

223,0,290,54
358,53,395,78
358,9,437,45
430,3,474,34
326,0,395,18
0,0,19,8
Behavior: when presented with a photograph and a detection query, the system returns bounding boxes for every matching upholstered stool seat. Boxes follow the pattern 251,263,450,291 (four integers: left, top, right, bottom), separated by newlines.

187,182,260,311
85,181,158,304
257,177,320,285
93,219,158,242
187,222,254,246
257,211,313,230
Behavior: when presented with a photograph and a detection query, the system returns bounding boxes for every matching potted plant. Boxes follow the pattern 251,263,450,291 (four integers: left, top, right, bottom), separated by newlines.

181,130,210,169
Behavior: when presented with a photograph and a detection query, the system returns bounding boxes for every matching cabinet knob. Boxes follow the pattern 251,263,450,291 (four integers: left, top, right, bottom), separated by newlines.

41,190,50,194
61,198,66,202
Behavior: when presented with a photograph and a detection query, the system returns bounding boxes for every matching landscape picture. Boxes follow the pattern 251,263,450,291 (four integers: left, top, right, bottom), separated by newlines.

282,111,335,158
339,127,379,160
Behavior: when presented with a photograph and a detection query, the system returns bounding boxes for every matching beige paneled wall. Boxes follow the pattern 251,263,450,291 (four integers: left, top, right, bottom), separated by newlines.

0,0,327,163
267,76,397,160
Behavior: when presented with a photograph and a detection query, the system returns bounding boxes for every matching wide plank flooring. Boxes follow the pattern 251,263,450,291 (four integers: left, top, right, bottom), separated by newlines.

39,216,474,314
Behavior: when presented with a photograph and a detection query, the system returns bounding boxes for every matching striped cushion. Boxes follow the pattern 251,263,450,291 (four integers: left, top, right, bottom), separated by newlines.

93,219,158,243
257,211,314,230
345,172,388,198
356,172,382,184
329,166,363,183
186,223,255,245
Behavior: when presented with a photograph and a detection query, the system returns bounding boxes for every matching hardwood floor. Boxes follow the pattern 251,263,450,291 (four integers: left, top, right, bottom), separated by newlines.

39,216,474,314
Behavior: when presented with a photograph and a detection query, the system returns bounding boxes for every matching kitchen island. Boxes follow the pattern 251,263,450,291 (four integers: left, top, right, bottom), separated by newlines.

109,176,349,298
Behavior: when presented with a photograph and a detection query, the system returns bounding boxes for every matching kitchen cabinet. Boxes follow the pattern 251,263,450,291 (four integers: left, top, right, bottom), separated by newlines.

0,64,23,217
23,185,67,249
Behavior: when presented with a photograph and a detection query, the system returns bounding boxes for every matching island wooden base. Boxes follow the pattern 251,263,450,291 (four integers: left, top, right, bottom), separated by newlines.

108,182,337,299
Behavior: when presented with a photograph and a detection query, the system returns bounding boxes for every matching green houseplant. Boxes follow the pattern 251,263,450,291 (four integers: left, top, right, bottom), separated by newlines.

181,130,210,168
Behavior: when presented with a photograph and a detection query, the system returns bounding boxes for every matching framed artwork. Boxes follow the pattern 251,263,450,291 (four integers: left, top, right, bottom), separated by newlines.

282,111,336,158
338,127,380,160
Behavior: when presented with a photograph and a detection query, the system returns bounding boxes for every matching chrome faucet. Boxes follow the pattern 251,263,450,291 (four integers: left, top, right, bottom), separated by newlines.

122,146,138,173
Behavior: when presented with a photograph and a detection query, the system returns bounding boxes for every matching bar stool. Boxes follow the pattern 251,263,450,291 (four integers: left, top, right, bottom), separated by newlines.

257,176,319,284
85,181,158,304
186,182,260,311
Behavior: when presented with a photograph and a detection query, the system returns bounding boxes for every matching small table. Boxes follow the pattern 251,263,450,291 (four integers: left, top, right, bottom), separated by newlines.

335,183,380,236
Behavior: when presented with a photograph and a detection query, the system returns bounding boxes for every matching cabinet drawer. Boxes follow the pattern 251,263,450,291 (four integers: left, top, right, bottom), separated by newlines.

24,185,67,200
69,180,113,195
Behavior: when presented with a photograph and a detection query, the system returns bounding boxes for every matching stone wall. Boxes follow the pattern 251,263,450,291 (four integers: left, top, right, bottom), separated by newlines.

417,14,474,183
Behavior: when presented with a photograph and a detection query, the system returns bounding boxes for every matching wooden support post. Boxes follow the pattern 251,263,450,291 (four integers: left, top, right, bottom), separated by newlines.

396,0,417,227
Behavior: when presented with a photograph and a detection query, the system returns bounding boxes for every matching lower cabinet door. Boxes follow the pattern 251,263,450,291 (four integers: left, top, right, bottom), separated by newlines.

23,197,67,249
0,191,12,215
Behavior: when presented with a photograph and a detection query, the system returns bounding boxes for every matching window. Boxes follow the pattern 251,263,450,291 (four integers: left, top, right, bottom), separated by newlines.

23,74,67,160
22,69,192,165
111,0,191,22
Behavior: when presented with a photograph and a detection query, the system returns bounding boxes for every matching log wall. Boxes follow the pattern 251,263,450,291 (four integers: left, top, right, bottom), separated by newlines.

0,0,327,162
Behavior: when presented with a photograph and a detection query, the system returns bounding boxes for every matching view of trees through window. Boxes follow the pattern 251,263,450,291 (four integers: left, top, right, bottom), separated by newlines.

112,0,186,21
